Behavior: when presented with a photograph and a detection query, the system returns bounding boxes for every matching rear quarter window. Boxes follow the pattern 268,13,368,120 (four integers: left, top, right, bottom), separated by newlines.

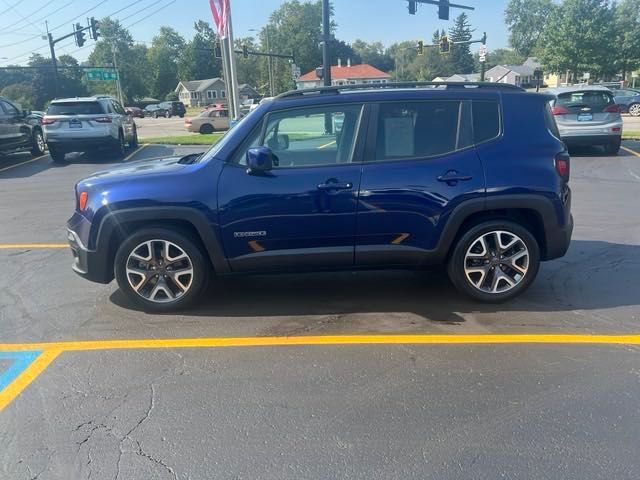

472,100,500,144
47,102,104,115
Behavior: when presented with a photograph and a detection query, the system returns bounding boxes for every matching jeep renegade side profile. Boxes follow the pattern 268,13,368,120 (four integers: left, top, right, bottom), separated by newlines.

67,83,573,312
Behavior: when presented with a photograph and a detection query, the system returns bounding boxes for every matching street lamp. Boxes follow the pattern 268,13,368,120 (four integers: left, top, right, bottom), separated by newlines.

249,27,274,96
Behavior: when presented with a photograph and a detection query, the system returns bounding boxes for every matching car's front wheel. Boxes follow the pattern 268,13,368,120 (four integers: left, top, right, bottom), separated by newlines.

447,220,540,303
31,129,45,156
114,228,210,312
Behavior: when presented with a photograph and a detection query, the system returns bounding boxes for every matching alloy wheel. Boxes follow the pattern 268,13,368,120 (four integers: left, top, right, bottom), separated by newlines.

464,230,529,294
35,131,45,153
629,103,640,117
125,239,194,303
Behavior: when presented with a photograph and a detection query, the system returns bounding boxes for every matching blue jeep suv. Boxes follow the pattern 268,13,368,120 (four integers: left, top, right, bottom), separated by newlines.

67,82,573,311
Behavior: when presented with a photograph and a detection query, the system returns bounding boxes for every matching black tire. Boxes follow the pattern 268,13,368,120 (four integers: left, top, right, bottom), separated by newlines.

48,146,66,163
153,112,158,119
30,129,45,156
200,123,214,134
165,111,170,118
179,114,184,118
113,131,126,159
604,139,621,155
129,126,139,149
447,220,540,303
114,227,210,312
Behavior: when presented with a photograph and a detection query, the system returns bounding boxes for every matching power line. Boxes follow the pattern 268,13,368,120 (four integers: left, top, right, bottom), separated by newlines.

0,0,59,32
0,0,22,17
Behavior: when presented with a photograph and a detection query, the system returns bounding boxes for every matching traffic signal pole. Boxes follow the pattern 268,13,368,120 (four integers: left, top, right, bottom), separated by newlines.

47,32,59,96
321,0,332,87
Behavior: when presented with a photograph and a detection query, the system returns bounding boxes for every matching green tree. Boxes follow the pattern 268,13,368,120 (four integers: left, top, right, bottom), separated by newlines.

538,0,615,80
613,0,640,80
505,0,556,57
448,13,474,74
0,83,35,110
234,36,262,88
352,40,394,72
147,26,186,99
177,21,222,82
87,18,150,102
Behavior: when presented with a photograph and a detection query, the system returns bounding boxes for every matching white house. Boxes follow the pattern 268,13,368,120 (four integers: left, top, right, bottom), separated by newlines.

175,78,226,107
296,59,391,89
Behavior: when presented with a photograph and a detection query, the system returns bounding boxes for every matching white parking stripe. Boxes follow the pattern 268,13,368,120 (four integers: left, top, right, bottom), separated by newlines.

0,154,48,174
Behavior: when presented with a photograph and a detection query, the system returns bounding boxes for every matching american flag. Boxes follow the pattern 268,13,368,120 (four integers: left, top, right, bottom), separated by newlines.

209,0,230,39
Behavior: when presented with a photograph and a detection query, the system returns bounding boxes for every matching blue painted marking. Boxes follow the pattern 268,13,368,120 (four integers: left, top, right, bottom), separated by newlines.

0,351,42,391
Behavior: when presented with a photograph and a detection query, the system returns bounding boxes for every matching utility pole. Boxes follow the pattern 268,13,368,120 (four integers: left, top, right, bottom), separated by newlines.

266,25,274,96
111,44,125,106
321,0,332,87
479,32,487,82
46,22,59,96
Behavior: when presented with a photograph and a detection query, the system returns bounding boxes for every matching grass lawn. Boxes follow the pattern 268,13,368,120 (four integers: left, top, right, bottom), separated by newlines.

622,130,640,140
140,133,224,145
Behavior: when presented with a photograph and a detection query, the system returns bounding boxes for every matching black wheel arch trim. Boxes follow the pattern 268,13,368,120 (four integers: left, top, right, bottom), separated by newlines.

94,207,230,274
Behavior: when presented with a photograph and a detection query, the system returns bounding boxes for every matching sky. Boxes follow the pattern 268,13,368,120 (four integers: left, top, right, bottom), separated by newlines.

0,0,510,67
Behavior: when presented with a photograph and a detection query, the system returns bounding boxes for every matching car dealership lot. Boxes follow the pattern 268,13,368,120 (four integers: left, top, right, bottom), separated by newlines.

1,143,640,479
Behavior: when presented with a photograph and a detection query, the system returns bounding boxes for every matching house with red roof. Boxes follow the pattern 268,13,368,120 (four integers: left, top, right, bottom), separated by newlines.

296,59,391,89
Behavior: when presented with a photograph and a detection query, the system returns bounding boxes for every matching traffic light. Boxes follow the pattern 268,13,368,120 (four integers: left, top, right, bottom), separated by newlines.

75,23,86,47
214,42,222,58
438,0,450,20
242,44,249,58
439,35,450,54
90,17,100,40
408,0,417,14
417,40,424,55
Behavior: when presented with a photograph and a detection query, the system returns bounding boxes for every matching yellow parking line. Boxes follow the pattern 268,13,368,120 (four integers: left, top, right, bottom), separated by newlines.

317,140,337,149
0,244,67,249
122,143,149,162
0,154,48,174
2,333,640,353
0,350,61,412
621,146,640,158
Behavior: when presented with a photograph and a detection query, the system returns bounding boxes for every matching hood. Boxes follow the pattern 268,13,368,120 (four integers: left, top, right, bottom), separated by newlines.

78,155,193,187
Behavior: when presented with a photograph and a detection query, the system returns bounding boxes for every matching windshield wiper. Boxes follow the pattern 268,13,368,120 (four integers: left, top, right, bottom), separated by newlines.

178,152,204,164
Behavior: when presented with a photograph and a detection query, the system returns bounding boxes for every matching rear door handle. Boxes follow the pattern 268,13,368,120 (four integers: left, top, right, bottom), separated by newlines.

437,171,472,185
317,181,353,191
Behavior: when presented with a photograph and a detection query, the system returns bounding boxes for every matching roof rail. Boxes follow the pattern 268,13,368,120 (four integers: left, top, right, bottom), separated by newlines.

275,81,524,100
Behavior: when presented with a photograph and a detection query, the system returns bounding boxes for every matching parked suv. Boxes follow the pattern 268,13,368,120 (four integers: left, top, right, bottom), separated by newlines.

43,96,138,163
548,86,622,154
0,96,46,157
159,101,186,118
67,82,573,312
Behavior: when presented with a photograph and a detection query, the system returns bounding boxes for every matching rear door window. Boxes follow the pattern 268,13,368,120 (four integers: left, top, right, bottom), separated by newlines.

47,102,104,115
374,101,464,160
556,91,614,113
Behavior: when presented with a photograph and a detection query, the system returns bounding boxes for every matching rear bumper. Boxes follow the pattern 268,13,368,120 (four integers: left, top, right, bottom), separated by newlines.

544,213,574,260
47,135,117,151
67,228,113,284
561,134,621,146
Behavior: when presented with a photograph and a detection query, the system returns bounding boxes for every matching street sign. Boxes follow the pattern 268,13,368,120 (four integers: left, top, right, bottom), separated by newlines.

478,43,487,63
291,63,301,79
85,68,118,81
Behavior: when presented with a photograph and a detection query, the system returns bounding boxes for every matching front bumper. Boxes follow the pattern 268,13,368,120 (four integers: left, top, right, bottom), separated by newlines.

67,228,114,284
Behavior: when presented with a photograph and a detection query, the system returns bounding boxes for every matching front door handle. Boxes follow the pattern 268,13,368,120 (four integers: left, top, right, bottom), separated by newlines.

317,181,353,191
437,170,472,185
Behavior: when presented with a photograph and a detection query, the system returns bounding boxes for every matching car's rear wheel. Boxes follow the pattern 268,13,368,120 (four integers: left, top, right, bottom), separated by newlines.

153,112,158,119
447,220,540,303
113,132,126,158
129,126,139,149
629,103,640,117
31,129,45,156
114,228,209,312
604,139,621,155
200,123,214,134
48,146,66,163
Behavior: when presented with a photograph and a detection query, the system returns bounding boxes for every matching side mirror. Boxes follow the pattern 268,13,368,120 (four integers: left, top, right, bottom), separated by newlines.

246,146,274,173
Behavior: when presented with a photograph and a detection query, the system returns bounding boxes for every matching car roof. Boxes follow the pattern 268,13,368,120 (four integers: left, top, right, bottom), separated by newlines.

546,85,614,96
50,95,114,103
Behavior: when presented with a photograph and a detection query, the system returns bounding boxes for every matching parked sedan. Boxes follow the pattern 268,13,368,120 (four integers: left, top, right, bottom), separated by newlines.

125,106,144,118
614,88,640,117
143,104,169,118
185,107,229,134
548,86,622,154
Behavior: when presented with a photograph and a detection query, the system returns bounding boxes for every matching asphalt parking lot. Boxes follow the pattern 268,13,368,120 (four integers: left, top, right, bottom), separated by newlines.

1,142,640,479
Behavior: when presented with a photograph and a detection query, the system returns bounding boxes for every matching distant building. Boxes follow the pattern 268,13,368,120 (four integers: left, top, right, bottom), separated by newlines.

446,73,480,82
296,59,391,89
175,79,260,107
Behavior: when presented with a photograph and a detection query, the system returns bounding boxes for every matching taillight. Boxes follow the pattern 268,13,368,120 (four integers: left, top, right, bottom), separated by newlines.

555,152,570,182
41,116,56,125
603,104,620,113
185,118,192,124
551,106,569,115
78,191,88,211
94,116,112,123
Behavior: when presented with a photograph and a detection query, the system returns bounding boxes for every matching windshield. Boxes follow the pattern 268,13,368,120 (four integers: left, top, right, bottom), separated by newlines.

47,102,104,115
556,90,614,113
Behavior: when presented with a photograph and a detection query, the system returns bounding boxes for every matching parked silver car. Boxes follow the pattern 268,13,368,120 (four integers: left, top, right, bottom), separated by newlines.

548,86,622,154
43,95,138,163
